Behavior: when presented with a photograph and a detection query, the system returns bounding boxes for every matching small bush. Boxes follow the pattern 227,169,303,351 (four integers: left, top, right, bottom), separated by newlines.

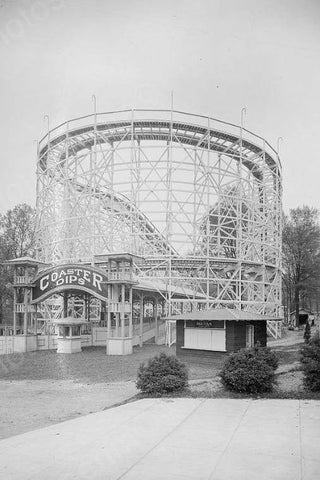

300,333,320,391
136,352,188,395
251,344,279,371
220,346,278,394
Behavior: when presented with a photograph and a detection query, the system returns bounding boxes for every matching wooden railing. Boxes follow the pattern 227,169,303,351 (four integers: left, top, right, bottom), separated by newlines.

15,304,37,313
13,276,33,285
108,302,131,313
108,272,133,281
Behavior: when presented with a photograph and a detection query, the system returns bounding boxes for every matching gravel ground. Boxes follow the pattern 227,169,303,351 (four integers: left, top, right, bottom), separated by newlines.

275,370,304,392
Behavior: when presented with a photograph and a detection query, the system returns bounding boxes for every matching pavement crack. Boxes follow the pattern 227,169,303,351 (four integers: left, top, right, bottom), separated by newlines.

208,399,252,479
298,400,304,480
116,399,206,479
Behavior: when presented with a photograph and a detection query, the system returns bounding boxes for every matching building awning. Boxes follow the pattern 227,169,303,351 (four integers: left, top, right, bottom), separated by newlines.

166,308,282,322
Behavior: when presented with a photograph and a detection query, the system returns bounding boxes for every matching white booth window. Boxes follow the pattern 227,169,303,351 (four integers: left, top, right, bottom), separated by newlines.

184,321,226,351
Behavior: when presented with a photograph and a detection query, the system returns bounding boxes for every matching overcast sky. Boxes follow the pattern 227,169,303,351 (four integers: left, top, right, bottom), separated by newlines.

0,0,319,214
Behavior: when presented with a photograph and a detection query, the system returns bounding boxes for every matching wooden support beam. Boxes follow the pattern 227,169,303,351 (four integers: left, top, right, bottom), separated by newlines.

154,296,158,344
13,288,17,336
121,284,125,337
129,287,133,338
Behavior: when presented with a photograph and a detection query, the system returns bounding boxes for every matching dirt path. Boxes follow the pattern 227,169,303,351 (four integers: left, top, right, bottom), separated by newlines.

268,329,305,347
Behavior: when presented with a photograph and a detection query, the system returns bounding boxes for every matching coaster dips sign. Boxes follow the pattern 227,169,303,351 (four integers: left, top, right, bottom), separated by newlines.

32,264,108,303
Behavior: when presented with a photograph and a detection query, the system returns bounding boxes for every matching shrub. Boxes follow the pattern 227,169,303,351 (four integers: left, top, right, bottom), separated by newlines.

136,352,188,395
251,344,279,371
300,333,320,391
220,346,278,394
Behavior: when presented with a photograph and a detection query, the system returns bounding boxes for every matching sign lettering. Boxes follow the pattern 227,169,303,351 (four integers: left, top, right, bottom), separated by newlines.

187,320,225,329
32,264,108,303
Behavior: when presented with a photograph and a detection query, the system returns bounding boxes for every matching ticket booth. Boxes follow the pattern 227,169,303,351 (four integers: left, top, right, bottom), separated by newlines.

53,317,86,353
167,308,277,359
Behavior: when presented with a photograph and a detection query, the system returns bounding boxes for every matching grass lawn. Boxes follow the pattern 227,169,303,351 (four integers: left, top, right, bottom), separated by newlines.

0,344,172,383
0,329,308,384
0,343,226,384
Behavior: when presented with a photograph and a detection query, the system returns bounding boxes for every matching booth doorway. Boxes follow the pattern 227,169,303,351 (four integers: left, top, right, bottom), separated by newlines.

246,325,255,348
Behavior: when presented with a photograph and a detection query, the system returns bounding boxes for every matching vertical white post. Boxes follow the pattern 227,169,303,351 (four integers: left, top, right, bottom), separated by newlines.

121,283,125,337
23,289,28,336
154,297,158,344
238,107,246,310
91,95,97,265
262,139,266,314
166,92,174,315
130,109,135,252
206,117,210,308
110,141,115,251
277,137,283,318
107,284,111,353
193,148,197,255
34,140,40,259
129,286,133,338
13,287,17,336
217,153,222,302
114,262,119,336
139,294,144,347
23,288,28,353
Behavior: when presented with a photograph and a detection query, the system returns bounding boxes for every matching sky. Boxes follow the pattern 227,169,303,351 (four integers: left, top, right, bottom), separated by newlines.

0,0,319,214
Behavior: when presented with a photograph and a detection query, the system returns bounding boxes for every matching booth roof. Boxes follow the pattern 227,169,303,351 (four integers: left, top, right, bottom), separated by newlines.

3,256,49,266
166,308,282,322
289,309,314,315
93,252,144,263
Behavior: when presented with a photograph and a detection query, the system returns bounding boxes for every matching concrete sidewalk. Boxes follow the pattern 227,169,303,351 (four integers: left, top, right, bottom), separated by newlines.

0,398,319,479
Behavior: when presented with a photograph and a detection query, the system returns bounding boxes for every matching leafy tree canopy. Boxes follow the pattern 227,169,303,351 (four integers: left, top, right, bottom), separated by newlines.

282,206,320,325
0,204,35,323
0,203,36,260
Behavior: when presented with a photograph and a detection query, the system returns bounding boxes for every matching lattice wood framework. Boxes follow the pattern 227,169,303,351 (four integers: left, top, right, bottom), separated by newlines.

36,109,282,317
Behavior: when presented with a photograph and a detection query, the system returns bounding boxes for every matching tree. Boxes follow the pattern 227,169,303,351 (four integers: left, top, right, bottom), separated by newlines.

282,206,320,328
0,204,36,324
304,321,311,344
0,203,36,259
